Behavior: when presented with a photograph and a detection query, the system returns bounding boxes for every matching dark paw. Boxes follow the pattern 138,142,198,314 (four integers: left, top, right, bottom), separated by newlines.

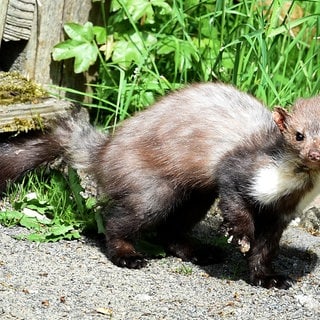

251,274,293,289
113,253,148,269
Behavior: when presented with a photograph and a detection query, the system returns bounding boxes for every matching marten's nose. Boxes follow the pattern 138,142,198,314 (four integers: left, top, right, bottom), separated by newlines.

308,149,320,161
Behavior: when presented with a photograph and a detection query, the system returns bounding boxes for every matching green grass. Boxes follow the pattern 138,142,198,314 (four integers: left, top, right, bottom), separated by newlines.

52,0,320,128
0,168,99,242
1,0,320,241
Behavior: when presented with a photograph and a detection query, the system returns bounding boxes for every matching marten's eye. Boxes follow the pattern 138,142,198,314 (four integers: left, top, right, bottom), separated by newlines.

296,132,304,141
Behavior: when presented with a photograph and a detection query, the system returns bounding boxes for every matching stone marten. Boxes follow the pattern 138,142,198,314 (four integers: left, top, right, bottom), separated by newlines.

1,83,320,289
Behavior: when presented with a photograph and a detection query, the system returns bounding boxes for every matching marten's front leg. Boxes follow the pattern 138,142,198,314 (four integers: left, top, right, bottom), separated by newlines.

247,215,291,289
219,195,255,255
219,194,291,289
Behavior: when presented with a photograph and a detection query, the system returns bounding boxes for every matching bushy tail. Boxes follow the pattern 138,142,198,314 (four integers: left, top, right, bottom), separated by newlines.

0,131,63,192
52,108,108,171
0,108,108,193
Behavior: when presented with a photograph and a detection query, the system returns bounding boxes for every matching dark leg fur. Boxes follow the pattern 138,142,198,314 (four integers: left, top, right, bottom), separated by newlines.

247,216,291,289
103,179,179,268
219,193,291,289
104,202,152,269
104,186,222,268
219,194,255,253
157,189,224,265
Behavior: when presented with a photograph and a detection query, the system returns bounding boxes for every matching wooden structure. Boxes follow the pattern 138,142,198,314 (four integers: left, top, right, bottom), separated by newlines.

0,71,72,132
0,0,108,133
0,97,71,133
0,0,107,91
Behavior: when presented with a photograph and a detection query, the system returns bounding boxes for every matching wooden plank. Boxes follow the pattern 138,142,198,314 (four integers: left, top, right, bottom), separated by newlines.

23,0,66,83
1,0,109,97
23,0,95,87
2,0,35,41
0,98,72,132
0,0,10,46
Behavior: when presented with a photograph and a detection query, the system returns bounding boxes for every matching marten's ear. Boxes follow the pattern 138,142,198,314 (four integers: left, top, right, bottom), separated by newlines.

272,107,290,132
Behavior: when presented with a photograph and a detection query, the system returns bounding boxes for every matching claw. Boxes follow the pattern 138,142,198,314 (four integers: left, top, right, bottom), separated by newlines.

251,274,293,289
114,254,148,269
238,237,250,254
227,235,234,243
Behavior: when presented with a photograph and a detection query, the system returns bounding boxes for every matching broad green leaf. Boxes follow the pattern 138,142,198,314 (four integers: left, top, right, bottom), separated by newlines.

0,210,24,223
19,215,43,230
112,31,157,69
112,40,140,69
25,229,81,242
50,225,74,236
52,22,101,73
110,0,122,12
53,40,98,73
64,22,94,42
52,39,84,61
93,26,107,44
86,197,97,210
25,205,48,215
151,0,172,15
127,0,151,22
74,43,98,73
22,233,47,242
156,36,176,55
175,40,199,71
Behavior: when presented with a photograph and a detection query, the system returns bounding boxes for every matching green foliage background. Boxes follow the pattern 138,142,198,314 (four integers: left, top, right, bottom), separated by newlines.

54,0,320,129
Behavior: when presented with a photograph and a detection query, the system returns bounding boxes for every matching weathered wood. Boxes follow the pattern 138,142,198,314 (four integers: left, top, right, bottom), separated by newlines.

23,0,66,85
0,72,72,133
0,0,109,98
0,98,72,132
0,0,10,44
2,0,35,41
23,0,104,89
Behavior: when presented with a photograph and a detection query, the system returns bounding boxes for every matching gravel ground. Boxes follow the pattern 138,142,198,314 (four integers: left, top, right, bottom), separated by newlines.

0,219,319,320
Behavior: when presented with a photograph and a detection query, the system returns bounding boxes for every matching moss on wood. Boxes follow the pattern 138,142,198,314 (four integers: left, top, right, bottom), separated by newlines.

0,72,71,133
0,71,48,105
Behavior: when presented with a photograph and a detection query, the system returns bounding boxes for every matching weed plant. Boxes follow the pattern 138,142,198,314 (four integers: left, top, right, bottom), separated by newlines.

54,0,320,128
1,0,319,241
1,168,97,242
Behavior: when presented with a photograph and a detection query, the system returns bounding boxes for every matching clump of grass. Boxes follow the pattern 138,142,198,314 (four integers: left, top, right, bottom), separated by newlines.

0,168,98,242
174,264,194,276
53,0,320,128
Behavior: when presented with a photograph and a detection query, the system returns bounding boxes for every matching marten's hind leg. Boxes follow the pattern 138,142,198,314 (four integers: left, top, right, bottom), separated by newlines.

103,181,178,269
104,203,148,269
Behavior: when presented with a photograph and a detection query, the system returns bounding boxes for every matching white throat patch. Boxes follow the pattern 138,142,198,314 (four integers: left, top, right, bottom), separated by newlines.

249,161,320,209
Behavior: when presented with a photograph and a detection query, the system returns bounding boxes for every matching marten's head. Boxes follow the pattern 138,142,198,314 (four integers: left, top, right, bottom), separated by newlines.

273,95,320,170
